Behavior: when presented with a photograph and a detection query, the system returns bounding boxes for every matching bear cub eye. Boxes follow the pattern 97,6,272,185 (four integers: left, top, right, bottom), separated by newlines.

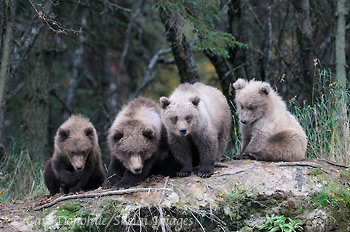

139,151,145,156
82,150,87,156
185,115,192,123
69,151,75,156
171,116,178,124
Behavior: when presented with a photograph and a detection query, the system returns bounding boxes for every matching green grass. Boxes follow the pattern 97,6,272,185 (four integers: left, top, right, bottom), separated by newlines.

0,138,48,202
311,183,350,212
288,68,350,165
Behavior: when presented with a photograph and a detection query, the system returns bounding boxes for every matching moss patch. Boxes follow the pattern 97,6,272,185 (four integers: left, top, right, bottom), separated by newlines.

35,202,100,231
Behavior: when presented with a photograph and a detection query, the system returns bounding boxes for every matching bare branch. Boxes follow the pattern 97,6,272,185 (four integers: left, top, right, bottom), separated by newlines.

33,187,173,211
109,0,146,110
107,1,133,12
50,90,72,116
247,4,296,76
28,0,82,35
133,48,172,98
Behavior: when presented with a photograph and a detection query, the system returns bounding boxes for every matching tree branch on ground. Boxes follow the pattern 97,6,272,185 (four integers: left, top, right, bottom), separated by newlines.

33,187,173,211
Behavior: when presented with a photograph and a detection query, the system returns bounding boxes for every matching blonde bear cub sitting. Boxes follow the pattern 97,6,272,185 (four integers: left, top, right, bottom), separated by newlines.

233,78,307,162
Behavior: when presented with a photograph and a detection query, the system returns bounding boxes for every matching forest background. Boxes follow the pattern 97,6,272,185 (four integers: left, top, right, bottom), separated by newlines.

0,0,349,200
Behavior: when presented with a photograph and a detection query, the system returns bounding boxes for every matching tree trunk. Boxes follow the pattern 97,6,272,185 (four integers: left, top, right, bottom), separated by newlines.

335,0,347,95
335,0,348,164
21,27,52,156
292,0,314,104
204,52,234,101
158,8,199,84
0,0,15,141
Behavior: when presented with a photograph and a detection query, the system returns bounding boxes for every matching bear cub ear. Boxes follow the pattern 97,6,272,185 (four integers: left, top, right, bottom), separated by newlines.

142,127,154,140
113,130,124,142
191,96,200,106
58,129,69,142
84,127,94,138
160,97,170,109
232,78,248,90
260,83,271,95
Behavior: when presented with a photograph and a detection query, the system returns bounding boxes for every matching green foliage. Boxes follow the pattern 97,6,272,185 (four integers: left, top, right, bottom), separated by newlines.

288,67,350,164
37,203,98,231
225,101,242,159
154,0,247,57
312,184,350,212
258,214,303,232
0,139,48,202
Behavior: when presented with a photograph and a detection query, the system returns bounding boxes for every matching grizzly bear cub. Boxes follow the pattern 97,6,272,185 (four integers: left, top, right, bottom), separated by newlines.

233,79,307,161
44,114,106,196
160,82,231,178
106,97,180,189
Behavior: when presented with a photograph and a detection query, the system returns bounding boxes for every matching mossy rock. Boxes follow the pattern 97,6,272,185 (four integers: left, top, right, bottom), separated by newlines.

2,160,350,231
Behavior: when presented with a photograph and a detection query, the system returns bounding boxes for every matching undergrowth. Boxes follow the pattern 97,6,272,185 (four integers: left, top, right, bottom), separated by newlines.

289,67,350,165
0,138,48,202
258,214,303,232
311,183,350,213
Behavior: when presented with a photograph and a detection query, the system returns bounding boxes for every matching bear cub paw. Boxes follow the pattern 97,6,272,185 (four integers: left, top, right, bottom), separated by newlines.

232,152,257,160
177,168,192,177
197,167,214,178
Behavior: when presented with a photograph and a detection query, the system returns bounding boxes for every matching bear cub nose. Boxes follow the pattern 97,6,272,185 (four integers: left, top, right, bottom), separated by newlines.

134,166,142,173
179,128,187,135
240,119,247,124
76,165,82,170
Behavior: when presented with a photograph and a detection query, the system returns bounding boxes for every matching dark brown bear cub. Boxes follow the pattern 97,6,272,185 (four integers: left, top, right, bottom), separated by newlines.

44,114,106,196
106,97,180,189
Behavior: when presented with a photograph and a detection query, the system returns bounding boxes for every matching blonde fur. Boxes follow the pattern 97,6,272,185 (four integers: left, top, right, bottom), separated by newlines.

233,79,307,161
160,82,231,177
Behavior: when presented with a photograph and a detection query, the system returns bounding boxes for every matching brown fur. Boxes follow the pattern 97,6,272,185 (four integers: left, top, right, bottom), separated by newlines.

44,114,106,196
106,97,180,189
233,79,307,161
160,82,231,178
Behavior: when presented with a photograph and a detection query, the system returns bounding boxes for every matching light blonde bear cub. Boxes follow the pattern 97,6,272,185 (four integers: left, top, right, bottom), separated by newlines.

233,79,307,161
160,82,231,178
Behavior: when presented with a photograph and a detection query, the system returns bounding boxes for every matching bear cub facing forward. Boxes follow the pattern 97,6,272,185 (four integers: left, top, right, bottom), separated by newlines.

160,82,231,178
233,79,307,161
44,114,106,196
106,97,180,189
